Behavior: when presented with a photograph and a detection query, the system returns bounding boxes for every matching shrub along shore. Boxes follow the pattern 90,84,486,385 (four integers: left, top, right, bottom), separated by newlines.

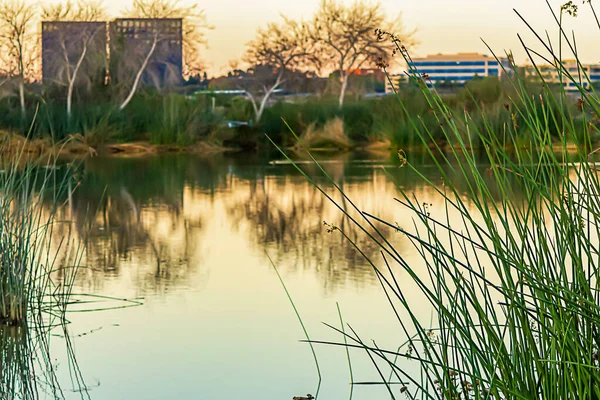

0,76,597,157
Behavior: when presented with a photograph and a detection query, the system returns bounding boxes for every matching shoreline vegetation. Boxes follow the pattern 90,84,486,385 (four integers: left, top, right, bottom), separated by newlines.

0,131,238,158
0,129,585,161
0,74,595,160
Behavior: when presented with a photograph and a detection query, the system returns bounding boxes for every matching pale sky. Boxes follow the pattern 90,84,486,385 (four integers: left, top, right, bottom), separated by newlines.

96,0,600,76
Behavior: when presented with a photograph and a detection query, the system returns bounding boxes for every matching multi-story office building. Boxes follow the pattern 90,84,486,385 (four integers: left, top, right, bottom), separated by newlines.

109,18,183,88
385,53,512,93
41,21,107,86
523,60,600,91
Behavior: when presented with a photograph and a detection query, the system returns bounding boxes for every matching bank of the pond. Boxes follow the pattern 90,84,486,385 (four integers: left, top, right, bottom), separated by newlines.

0,135,589,166
1,77,598,154
0,132,237,159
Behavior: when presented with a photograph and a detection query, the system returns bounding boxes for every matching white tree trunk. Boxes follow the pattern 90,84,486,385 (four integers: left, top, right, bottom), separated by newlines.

119,35,158,111
244,91,260,121
338,73,349,108
67,39,89,121
245,75,283,123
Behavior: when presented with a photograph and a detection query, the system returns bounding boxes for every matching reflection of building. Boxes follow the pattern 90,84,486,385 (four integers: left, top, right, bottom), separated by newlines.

41,21,107,86
523,59,600,91
109,18,183,88
386,53,512,92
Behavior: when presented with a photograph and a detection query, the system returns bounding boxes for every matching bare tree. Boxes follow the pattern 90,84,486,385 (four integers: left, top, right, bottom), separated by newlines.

117,32,159,110
109,18,181,111
0,0,37,118
42,0,105,21
242,17,318,122
310,0,414,107
125,0,212,77
42,0,107,120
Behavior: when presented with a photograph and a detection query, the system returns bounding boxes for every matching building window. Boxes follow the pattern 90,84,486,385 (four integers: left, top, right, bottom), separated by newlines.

411,61,487,67
411,68,487,74
428,75,478,81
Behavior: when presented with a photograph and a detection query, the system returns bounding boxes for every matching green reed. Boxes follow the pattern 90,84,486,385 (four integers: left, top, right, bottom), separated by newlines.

0,136,82,326
270,1,600,398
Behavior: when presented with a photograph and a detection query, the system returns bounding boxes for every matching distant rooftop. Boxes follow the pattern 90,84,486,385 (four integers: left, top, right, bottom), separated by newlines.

112,17,183,22
411,53,495,61
41,20,106,24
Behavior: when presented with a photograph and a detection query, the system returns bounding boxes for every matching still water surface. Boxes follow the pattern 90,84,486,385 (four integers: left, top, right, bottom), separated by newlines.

39,151,500,400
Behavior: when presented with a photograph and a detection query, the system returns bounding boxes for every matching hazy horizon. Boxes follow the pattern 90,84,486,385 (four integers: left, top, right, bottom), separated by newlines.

39,0,600,76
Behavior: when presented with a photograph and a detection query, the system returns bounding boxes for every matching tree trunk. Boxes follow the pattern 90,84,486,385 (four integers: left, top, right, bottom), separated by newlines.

244,91,260,121
119,35,158,111
67,40,89,121
255,89,273,122
255,101,266,123
338,73,349,108
252,75,283,123
18,79,25,118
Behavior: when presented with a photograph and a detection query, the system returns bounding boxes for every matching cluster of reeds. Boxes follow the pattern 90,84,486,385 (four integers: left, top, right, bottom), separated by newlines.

0,139,82,326
272,1,600,398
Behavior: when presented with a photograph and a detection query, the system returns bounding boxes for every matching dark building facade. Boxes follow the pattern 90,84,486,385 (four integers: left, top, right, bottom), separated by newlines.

109,18,183,88
41,21,107,87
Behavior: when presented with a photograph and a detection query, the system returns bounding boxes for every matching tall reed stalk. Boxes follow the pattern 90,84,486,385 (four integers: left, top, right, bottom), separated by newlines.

271,1,600,398
0,141,81,326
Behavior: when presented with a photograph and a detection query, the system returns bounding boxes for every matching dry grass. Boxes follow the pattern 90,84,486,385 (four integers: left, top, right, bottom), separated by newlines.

295,117,352,151
0,131,50,156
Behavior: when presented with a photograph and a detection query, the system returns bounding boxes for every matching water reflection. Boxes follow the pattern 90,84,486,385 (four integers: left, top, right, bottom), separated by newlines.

226,173,402,291
59,152,532,295
62,157,214,295
35,151,549,400
72,153,410,292
0,322,91,399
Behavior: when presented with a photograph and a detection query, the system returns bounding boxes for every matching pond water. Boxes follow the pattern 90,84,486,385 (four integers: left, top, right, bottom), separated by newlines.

29,151,508,399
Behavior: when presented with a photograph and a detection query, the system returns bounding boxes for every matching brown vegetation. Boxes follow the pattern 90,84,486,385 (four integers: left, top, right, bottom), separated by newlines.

295,117,352,151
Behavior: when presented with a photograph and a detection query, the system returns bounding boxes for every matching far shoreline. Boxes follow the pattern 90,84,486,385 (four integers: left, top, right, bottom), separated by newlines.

0,132,591,163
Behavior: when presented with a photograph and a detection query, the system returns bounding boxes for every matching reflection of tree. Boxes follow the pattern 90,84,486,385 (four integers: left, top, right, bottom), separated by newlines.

225,150,533,293
51,156,218,296
43,152,531,297
226,174,399,292
74,189,202,295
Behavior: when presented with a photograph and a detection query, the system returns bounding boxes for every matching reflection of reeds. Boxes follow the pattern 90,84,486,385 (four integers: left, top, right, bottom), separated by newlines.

0,325,37,397
0,318,91,399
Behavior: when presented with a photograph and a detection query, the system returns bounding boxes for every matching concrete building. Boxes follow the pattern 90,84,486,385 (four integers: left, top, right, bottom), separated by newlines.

385,52,512,93
109,18,183,88
523,60,600,91
41,21,107,86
